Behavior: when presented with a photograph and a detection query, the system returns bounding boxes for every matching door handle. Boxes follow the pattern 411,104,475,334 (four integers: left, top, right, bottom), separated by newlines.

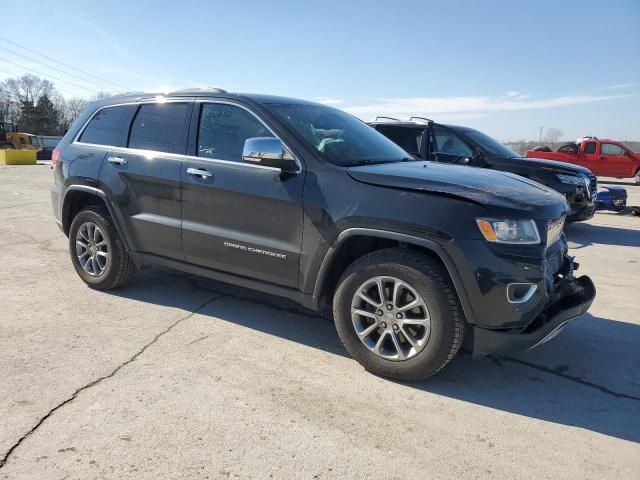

186,167,212,178
107,156,127,165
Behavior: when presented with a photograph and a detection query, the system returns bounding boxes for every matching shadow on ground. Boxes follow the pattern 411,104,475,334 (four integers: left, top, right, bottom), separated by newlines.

107,268,640,443
598,180,638,187
565,222,640,248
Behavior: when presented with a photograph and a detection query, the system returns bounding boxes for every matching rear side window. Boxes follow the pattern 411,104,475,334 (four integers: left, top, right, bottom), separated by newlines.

128,103,189,154
197,103,273,162
376,126,421,154
583,142,596,154
79,105,135,146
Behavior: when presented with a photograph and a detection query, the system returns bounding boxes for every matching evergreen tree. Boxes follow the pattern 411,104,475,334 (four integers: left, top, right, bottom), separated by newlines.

33,94,61,135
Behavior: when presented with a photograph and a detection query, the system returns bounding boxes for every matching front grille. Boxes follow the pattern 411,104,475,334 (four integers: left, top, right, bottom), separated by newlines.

547,217,565,246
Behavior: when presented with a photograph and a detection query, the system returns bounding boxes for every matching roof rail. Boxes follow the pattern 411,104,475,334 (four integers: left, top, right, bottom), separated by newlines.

111,91,143,97
374,116,401,122
409,116,433,123
169,86,227,94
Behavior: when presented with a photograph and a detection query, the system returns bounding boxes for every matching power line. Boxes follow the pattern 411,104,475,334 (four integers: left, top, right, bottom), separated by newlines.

0,35,134,92
0,56,103,94
0,45,126,94
0,68,88,99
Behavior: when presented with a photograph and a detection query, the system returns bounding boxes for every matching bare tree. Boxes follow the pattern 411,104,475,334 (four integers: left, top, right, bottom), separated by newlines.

60,97,89,131
91,91,113,101
543,128,564,148
4,74,54,103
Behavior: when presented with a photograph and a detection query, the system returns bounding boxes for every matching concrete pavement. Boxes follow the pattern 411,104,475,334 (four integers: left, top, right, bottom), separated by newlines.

0,164,638,479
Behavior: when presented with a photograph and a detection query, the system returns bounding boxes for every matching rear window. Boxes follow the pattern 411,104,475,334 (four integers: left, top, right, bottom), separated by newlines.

128,103,189,154
584,142,596,154
79,105,135,146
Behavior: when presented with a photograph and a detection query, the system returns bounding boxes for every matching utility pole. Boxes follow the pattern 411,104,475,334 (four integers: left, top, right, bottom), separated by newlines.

539,126,543,143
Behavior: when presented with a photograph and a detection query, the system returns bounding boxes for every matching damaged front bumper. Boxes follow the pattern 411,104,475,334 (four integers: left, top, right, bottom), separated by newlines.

471,273,596,355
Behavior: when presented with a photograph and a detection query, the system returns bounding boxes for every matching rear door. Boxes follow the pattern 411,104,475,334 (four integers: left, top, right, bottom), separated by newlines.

580,141,598,173
181,100,305,289
598,142,629,176
99,99,193,259
71,103,136,184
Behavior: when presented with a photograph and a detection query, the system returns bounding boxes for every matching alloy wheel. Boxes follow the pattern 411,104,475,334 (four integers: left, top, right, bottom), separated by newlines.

351,276,431,361
75,221,109,277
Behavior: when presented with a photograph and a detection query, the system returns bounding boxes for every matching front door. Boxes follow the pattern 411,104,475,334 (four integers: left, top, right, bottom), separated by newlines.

181,101,305,289
598,143,633,177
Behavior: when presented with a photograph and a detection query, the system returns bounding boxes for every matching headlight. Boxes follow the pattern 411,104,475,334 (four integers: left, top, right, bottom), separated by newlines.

556,173,587,186
476,218,541,244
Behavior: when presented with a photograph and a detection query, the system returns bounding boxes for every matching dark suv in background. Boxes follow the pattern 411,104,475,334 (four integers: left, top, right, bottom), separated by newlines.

50,89,595,381
370,118,597,222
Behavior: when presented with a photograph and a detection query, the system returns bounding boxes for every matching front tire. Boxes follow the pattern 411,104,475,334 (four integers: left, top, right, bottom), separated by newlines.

635,170,640,185
333,248,465,381
68,206,136,289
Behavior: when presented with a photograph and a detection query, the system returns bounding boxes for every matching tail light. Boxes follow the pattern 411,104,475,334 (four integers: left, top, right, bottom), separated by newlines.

51,149,61,168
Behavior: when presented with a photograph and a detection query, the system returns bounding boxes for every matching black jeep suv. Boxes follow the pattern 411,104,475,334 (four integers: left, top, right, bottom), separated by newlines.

51,89,595,381
370,119,597,222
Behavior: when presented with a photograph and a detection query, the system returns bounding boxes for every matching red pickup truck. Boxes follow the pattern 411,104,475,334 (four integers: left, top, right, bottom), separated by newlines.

526,138,640,184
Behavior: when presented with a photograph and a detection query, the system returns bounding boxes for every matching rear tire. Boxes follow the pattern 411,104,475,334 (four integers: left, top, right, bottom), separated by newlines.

635,170,640,185
68,206,136,289
532,145,552,152
333,248,465,381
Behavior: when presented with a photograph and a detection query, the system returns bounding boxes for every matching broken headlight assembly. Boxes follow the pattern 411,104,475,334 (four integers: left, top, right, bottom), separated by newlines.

556,173,589,188
476,218,541,244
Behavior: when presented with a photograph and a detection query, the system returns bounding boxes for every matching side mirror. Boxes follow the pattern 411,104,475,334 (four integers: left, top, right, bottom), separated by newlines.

242,137,298,173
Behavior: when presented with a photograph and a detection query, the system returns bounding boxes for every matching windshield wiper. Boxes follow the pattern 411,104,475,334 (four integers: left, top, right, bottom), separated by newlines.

351,157,417,166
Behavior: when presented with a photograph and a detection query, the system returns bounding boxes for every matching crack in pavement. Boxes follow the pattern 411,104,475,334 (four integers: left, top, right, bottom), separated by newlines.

490,355,640,402
161,270,640,403
162,270,640,402
0,293,224,469
186,334,211,347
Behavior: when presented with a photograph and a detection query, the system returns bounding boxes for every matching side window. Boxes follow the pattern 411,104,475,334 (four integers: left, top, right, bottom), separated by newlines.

432,126,473,157
197,103,273,162
128,103,189,154
376,126,420,154
583,142,596,154
79,105,135,146
600,143,624,156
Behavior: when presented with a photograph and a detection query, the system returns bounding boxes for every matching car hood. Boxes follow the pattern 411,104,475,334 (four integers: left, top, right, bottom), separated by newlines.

347,161,568,214
506,156,593,175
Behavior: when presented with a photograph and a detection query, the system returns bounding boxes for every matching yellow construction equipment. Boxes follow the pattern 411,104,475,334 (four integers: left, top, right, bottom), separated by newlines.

0,149,37,165
0,124,40,164
3,132,42,152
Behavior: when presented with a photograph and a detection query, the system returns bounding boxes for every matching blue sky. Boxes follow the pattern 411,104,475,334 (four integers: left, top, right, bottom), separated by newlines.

2,0,639,140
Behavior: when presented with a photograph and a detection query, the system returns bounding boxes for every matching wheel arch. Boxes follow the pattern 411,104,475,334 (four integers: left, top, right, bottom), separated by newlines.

313,228,475,323
61,185,133,254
